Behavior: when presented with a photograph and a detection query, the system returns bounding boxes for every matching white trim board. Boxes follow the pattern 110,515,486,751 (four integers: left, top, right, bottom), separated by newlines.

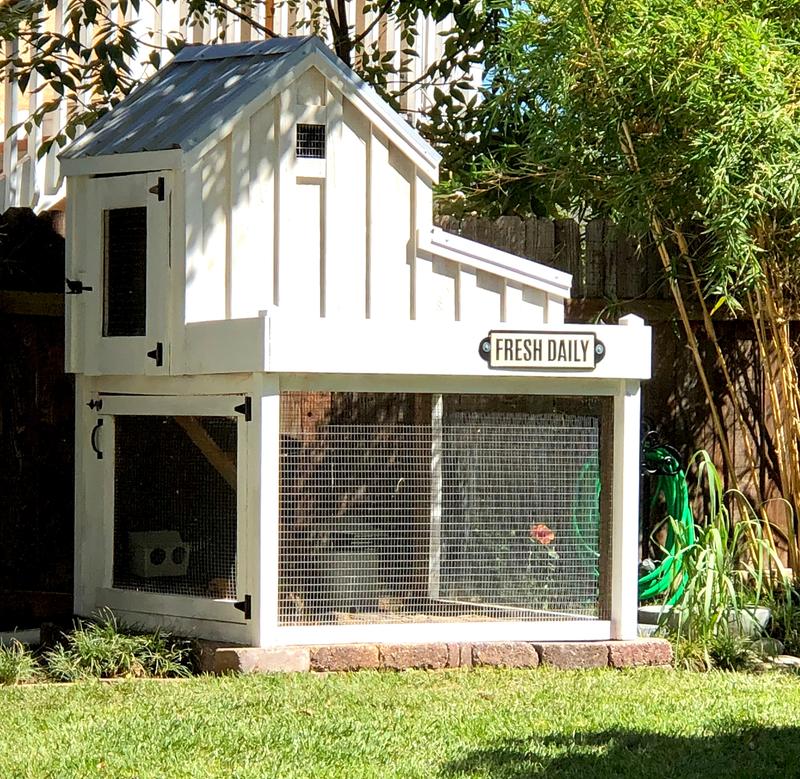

424,227,572,300
269,620,612,647
60,149,183,177
265,317,652,380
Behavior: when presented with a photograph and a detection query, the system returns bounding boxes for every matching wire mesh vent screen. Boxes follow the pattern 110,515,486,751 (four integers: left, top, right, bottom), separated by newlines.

113,415,238,599
296,123,326,158
103,207,147,338
279,392,609,626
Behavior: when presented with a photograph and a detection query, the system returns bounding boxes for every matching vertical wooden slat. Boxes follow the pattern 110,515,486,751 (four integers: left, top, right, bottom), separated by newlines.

613,225,640,299
585,218,611,298
524,217,555,263
428,393,443,598
435,215,460,235
554,218,581,295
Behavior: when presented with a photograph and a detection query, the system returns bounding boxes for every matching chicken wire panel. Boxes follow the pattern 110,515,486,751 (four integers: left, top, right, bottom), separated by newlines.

112,415,238,599
279,392,608,626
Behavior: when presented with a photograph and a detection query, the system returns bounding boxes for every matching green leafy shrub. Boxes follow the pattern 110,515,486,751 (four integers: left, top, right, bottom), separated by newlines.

0,640,38,685
44,610,192,681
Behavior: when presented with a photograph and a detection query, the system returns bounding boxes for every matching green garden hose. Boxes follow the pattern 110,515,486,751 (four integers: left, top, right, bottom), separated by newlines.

637,445,695,604
572,445,694,605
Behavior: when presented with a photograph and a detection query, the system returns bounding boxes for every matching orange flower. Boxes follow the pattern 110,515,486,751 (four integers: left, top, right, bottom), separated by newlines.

530,523,555,546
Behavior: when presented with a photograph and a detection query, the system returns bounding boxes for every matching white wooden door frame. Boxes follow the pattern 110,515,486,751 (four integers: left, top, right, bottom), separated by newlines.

92,393,252,628
82,171,172,376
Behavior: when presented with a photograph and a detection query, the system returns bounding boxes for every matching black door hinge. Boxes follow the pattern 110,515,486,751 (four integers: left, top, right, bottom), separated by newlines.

234,594,251,620
87,398,103,411
148,176,165,201
234,396,252,421
66,278,93,294
146,342,164,367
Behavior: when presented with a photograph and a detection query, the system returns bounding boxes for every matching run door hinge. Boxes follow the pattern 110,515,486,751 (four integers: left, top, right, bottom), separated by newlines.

148,176,165,201
234,396,252,421
66,278,92,294
234,594,251,620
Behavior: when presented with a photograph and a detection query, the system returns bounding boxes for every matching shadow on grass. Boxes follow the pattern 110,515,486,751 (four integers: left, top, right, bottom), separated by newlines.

440,727,800,778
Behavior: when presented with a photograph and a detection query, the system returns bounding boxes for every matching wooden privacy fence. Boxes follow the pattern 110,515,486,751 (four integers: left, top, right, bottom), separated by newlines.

0,209,73,629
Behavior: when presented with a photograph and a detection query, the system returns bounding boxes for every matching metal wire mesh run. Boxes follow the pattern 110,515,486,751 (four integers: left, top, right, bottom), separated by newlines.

112,415,238,599
279,392,610,626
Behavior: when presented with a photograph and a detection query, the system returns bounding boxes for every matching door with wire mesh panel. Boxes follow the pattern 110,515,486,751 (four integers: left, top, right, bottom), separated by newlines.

81,172,171,375
94,395,250,624
278,391,611,627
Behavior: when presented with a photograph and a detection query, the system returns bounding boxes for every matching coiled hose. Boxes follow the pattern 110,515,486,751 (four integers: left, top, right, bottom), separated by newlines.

638,445,695,604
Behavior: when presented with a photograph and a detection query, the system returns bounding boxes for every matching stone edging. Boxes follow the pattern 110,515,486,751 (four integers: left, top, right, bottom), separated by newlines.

202,639,673,674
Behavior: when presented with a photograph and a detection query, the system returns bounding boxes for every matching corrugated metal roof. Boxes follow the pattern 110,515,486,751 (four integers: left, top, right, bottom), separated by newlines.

61,37,311,159
60,35,441,174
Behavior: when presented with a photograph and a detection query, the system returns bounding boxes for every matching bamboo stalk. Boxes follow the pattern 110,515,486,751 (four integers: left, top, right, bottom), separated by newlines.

676,233,761,502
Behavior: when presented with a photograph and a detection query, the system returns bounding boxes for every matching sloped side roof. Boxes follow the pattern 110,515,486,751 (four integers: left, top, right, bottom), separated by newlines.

60,36,441,173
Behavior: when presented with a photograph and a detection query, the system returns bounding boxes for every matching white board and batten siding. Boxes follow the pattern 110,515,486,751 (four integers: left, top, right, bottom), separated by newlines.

62,39,571,377
182,67,427,330
182,88,567,336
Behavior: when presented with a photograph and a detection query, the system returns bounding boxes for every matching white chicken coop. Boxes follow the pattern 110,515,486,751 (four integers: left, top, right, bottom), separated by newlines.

62,36,651,647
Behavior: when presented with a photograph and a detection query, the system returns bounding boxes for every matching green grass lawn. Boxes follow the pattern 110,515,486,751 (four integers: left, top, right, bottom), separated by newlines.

2,668,799,778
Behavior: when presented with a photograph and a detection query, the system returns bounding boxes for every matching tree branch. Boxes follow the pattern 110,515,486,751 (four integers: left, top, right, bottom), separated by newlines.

352,0,392,46
208,0,279,38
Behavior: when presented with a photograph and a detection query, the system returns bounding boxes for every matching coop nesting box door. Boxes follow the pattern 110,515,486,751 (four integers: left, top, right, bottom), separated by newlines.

81,172,172,375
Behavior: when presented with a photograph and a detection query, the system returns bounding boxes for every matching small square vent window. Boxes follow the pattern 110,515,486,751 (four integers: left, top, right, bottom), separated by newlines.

296,123,326,159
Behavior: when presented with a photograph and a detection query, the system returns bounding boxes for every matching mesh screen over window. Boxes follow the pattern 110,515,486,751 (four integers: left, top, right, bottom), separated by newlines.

103,207,147,337
279,392,610,626
113,415,237,599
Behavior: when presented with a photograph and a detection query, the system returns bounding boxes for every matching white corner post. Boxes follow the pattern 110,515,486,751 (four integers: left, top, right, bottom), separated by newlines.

255,374,281,648
610,314,645,640
428,393,443,598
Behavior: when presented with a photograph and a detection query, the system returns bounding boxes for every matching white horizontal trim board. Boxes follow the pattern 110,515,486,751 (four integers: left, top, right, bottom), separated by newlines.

98,393,243,416
278,373,625,396
183,319,266,374
102,608,254,644
98,587,246,625
265,316,652,379
176,316,651,378
424,227,572,299
59,149,183,177
271,620,613,647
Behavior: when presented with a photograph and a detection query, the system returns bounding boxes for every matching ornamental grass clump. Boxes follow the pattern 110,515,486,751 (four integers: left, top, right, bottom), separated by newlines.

44,610,193,681
0,639,38,685
663,451,789,670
